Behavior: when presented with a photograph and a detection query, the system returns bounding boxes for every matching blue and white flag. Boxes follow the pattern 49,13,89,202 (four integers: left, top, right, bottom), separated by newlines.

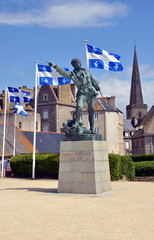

38,64,73,85
7,87,33,103
14,102,29,116
86,44,123,71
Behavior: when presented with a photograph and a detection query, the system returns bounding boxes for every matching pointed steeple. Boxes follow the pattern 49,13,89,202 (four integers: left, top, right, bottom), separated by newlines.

126,45,147,119
130,45,143,105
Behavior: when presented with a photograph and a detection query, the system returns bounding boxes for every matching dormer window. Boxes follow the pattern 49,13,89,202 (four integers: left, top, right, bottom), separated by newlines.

43,93,48,101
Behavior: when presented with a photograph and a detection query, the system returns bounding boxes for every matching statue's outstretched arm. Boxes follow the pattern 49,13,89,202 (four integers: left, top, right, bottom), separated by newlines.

48,62,82,87
48,62,71,79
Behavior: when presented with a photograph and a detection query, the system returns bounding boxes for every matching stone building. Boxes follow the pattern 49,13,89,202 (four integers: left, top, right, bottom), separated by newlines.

123,119,135,155
37,84,76,132
0,111,41,131
0,84,76,133
131,105,154,154
0,86,40,131
126,46,147,119
124,46,148,155
81,97,124,155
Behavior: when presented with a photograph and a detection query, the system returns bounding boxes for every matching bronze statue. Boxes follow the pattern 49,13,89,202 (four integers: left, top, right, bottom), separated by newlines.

48,58,100,134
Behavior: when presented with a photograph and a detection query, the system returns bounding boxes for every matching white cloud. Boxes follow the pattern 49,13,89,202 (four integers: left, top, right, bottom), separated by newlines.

139,64,154,79
97,70,154,117
125,64,154,79
0,0,129,28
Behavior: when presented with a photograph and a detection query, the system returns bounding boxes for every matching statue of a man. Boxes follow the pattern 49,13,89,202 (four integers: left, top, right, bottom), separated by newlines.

48,58,100,133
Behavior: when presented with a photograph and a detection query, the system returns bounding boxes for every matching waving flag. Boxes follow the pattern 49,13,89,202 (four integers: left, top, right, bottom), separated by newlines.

7,87,33,103
38,64,73,85
14,102,29,116
86,44,123,71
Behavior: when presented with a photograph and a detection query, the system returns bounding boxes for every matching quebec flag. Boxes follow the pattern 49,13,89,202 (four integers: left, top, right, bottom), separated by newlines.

86,44,123,71
7,87,33,103
14,102,29,116
38,64,73,85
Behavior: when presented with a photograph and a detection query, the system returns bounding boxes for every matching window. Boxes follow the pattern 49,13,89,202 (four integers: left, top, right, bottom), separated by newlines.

94,112,99,120
123,130,130,137
42,124,49,132
125,132,129,137
19,122,22,129
94,128,99,134
42,110,49,119
43,93,48,101
125,141,129,149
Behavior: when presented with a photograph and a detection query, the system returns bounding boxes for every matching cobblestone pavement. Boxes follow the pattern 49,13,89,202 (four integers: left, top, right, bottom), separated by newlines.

0,178,154,240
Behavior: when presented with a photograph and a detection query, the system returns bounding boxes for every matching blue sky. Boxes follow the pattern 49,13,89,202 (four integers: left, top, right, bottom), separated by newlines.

0,0,154,117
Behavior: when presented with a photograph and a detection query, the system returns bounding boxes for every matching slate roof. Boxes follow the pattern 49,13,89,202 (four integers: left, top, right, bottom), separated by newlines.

22,131,65,154
139,105,154,126
0,124,36,157
82,97,121,113
132,105,154,138
123,119,134,131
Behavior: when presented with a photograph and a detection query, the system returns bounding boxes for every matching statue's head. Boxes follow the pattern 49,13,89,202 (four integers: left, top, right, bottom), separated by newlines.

71,58,81,70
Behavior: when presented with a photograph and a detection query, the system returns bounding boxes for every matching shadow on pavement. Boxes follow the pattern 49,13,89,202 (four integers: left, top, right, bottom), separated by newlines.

4,187,58,193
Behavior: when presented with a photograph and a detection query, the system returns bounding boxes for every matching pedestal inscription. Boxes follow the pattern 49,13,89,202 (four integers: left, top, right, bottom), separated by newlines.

58,140,111,194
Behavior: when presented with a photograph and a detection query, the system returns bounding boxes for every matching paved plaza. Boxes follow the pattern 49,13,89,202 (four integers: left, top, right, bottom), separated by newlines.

0,178,154,240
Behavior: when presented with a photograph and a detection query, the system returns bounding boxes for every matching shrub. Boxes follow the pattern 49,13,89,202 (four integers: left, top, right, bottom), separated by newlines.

10,154,33,177
10,153,60,178
134,161,154,176
35,153,59,178
109,154,135,181
120,155,135,181
131,154,154,162
109,154,122,180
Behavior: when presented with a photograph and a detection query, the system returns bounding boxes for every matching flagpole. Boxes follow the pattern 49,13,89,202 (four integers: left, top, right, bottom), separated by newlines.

83,40,107,139
1,87,7,178
32,61,39,179
84,40,89,70
13,113,16,157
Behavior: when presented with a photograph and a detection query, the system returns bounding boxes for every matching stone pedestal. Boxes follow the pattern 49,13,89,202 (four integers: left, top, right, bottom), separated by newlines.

58,140,111,194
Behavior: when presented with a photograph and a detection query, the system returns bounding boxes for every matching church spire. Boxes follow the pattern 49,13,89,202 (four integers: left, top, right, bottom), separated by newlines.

126,45,147,119
129,45,143,105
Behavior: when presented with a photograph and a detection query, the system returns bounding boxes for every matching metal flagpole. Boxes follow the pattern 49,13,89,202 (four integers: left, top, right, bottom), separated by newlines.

84,40,89,70
13,113,16,157
83,40,107,139
32,61,39,179
1,87,7,178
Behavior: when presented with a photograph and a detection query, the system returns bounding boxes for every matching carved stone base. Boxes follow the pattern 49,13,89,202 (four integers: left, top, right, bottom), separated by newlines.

58,140,111,194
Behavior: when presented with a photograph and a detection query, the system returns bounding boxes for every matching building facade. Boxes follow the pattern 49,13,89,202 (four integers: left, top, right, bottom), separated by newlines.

0,111,41,131
126,46,147,120
82,97,124,155
131,105,154,154
123,119,135,155
124,46,148,155
37,84,76,132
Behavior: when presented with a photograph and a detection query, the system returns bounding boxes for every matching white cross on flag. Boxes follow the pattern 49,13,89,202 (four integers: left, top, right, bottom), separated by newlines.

14,102,29,116
38,64,73,85
86,43,123,71
7,87,33,103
